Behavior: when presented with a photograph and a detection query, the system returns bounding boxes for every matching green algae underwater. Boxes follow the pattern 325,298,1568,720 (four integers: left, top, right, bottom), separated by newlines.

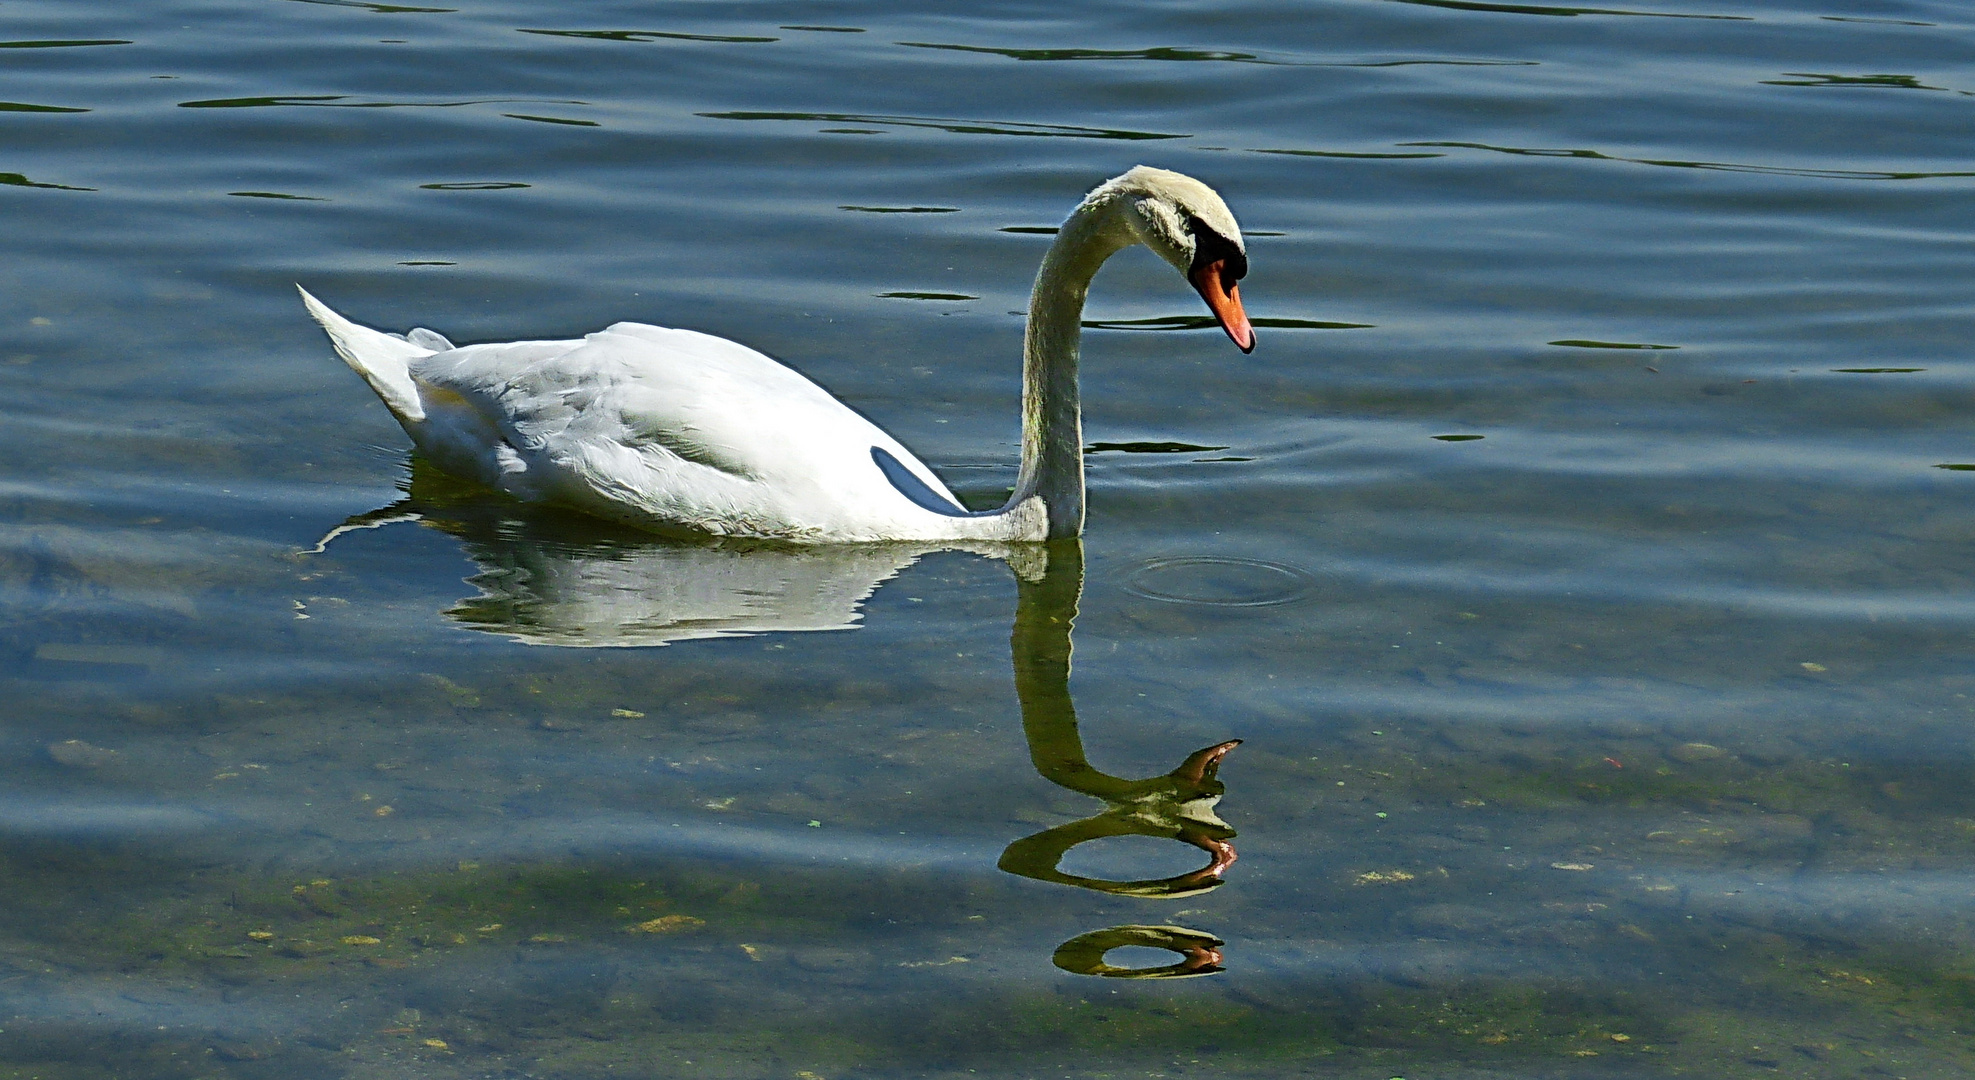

9,537,1975,1079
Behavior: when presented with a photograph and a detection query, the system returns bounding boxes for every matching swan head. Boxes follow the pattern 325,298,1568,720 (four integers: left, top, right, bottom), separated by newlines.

1091,166,1255,353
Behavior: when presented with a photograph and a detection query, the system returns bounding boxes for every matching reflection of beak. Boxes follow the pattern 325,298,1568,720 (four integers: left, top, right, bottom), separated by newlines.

1171,834,1238,887
1177,943,1225,973
1172,739,1242,785
1189,259,1254,354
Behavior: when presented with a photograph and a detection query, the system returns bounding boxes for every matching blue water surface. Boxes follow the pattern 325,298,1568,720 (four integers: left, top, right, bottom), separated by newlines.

5,1,1975,1076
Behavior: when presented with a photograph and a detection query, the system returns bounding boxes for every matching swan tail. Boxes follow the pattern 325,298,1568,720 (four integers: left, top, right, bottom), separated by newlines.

297,285,430,424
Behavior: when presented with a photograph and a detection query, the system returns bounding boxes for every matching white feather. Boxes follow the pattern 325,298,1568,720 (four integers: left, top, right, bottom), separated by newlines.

303,290,1032,542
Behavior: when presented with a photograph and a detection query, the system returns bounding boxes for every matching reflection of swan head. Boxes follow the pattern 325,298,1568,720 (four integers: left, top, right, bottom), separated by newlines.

1052,924,1227,980
997,739,1241,900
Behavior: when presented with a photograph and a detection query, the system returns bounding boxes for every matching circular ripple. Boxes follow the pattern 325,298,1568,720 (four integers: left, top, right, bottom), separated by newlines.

1125,556,1316,607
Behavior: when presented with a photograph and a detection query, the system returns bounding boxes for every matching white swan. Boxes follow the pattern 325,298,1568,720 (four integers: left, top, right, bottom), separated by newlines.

301,166,1253,543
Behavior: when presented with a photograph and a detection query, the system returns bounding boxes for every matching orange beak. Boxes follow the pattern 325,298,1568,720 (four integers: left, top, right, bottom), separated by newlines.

1189,259,1254,353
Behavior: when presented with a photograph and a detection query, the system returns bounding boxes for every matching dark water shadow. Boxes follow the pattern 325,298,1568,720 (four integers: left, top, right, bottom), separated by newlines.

505,113,598,127
0,172,92,191
1762,73,1947,91
179,95,585,110
1387,0,1749,18
697,111,1185,141
0,39,131,48
898,42,1288,65
1549,338,1678,350
517,29,778,44
286,0,456,11
1253,148,1445,160
1086,441,1229,454
1820,15,1934,25
901,42,1532,70
1084,315,1373,331
1407,140,1975,181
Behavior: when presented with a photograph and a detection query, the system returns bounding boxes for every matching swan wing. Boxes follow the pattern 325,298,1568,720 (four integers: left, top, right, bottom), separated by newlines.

407,322,968,537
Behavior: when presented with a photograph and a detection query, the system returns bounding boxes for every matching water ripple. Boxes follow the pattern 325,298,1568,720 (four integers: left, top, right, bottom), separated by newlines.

284,0,455,11
902,42,1536,69
1083,315,1373,331
1763,73,1955,93
1388,0,1750,18
1126,556,1317,607
696,111,1185,140
1549,339,1679,349
1252,148,1446,159
503,113,597,127
898,42,1285,65
0,171,92,191
1403,140,1975,181
1320,552,1975,624
178,95,585,109
0,38,131,49
517,29,778,44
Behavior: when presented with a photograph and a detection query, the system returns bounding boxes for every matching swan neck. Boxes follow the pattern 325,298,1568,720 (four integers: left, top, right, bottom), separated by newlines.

1015,199,1133,537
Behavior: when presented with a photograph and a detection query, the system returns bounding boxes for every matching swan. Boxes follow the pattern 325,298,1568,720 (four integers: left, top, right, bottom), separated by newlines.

300,166,1253,543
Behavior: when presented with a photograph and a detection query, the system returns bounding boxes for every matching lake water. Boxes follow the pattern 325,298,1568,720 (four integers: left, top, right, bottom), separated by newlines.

6,0,1975,1076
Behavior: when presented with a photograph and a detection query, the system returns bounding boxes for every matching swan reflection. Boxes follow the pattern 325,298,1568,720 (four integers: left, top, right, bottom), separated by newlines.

1051,925,1225,980
315,461,1004,646
314,481,1239,974
1005,540,1242,977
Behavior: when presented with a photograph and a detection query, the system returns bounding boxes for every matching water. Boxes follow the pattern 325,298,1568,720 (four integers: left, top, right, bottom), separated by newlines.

5,0,1975,1075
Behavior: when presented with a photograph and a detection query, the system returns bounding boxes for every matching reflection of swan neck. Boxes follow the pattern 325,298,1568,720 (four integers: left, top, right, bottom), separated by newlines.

1004,540,1241,899
1010,541,1130,798
1016,200,1135,538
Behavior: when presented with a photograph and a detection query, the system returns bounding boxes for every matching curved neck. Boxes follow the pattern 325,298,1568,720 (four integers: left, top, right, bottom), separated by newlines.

1011,197,1135,537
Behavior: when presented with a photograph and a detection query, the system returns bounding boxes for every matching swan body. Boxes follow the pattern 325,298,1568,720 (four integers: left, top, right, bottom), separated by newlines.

303,166,1252,543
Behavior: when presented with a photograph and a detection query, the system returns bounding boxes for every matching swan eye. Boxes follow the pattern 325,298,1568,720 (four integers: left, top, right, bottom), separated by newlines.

1188,222,1247,283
